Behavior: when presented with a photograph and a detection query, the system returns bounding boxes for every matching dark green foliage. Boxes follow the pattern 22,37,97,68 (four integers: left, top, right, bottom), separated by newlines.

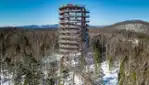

61,67,69,78
137,33,149,40
132,72,136,82
80,55,85,70
118,56,128,85
93,40,102,73
108,56,113,71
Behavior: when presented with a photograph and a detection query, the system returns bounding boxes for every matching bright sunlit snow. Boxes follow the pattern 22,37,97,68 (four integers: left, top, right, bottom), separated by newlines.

101,61,119,85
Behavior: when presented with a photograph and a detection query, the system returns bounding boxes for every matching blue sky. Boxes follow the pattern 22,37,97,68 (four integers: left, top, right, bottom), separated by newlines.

0,0,149,26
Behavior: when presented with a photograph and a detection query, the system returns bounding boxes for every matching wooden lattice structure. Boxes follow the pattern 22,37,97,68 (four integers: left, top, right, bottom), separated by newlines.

58,4,89,57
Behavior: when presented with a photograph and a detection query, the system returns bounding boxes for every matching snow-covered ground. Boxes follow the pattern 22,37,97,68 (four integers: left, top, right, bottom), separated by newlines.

1,61,119,85
63,60,119,85
0,72,14,85
1,52,119,85
101,61,119,85
0,71,26,85
85,51,119,85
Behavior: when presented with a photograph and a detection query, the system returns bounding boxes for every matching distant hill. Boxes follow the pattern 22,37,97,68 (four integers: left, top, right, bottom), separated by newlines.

0,24,107,29
89,20,149,36
17,24,59,29
88,25,108,29
16,24,105,29
1,20,148,32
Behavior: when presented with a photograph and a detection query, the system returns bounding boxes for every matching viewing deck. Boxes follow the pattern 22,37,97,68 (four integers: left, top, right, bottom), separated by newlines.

60,25,81,29
58,40,79,44
59,10,89,15
59,4,86,10
59,48,78,53
59,44,79,49
59,35,80,39
59,30,79,34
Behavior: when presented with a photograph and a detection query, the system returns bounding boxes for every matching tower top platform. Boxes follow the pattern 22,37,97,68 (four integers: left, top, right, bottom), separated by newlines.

59,4,86,10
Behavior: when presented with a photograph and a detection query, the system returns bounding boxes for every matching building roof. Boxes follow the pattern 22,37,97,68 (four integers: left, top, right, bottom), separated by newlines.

59,4,85,10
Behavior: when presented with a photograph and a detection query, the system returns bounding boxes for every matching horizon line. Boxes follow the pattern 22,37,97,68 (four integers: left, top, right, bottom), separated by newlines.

0,19,149,27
